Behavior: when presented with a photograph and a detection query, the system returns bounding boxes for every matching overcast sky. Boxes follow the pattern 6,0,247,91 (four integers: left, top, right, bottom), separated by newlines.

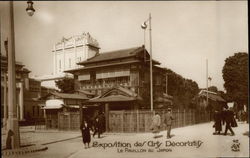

0,1,248,91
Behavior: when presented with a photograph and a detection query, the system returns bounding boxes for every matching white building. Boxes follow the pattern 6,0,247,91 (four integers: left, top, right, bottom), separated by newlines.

35,32,100,89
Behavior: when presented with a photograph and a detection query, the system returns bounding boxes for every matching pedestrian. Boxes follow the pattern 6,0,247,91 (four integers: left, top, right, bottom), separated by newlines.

164,108,174,139
93,116,101,138
80,120,91,148
213,110,222,135
223,107,235,136
150,112,161,138
99,112,106,133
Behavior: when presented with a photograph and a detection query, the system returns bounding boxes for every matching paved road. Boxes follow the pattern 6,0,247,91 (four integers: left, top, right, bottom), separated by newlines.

3,122,249,158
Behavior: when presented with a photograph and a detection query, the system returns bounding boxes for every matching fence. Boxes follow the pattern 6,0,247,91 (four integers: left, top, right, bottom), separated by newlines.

40,109,211,132
108,109,211,133
58,112,80,131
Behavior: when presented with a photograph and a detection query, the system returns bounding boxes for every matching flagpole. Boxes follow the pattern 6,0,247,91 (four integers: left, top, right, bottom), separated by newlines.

149,13,153,111
206,59,208,107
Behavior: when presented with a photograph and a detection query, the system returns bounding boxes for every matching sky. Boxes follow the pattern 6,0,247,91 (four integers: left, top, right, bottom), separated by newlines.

0,1,248,91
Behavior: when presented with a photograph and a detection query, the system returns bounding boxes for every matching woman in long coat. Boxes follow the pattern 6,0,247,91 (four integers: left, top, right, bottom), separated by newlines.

150,112,161,138
80,120,91,148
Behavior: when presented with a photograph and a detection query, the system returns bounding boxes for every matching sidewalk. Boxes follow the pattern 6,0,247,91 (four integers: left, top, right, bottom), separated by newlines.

2,122,249,158
1,127,81,149
68,122,249,158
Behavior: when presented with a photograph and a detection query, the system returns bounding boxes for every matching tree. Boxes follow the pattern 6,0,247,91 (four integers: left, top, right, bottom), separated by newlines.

166,69,199,109
55,77,75,93
222,52,248,110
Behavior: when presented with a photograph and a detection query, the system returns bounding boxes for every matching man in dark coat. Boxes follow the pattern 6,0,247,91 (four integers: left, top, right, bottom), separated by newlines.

224,107,235,136
213,110,222,135
93,117,101,138
93,112,105,138
164,108,174,139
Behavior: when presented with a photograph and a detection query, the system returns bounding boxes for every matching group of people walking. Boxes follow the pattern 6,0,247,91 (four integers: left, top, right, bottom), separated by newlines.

80,111,105,149
213,107,237,136
150,108,174,139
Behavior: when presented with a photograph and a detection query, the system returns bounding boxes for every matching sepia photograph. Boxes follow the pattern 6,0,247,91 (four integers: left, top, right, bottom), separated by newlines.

0,1,248,158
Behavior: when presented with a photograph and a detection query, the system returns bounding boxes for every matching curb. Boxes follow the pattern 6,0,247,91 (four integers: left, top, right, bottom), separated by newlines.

1,145,48,157
41,135,82,145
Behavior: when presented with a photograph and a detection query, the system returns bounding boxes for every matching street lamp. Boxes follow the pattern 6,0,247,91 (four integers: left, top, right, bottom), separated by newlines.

26,0,35,16
141,13,153,111
6,0,35,149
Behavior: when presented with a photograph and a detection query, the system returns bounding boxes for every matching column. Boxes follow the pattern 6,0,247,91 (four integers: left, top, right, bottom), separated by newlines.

105,103,109,132
19,82,24,120
7,1,20,148
74,38,77,69
63,42,65,71
53,45,56,75
3,72,8,129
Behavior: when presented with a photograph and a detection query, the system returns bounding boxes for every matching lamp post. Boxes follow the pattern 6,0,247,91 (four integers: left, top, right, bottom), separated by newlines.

7,0,35,149
141,13,153,111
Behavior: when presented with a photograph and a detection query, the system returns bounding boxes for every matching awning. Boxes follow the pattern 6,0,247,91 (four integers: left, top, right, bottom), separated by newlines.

43,99,63,109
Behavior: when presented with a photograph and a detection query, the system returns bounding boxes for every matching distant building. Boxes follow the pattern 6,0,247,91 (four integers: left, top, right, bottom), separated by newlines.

35,32,100,89
41,92,89,129
1,54,54,125
194,89,227,111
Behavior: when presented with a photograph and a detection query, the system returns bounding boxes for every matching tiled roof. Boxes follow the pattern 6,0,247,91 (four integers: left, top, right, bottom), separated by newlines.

88,95,136,103
77,90,96,96
65,60,140,73
102,86,137,97
199,91,225,102
78,47,143,64
88,86,140,103
51,92,89,100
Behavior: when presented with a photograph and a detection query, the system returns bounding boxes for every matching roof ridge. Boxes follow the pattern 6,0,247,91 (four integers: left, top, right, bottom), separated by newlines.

101,46,141,54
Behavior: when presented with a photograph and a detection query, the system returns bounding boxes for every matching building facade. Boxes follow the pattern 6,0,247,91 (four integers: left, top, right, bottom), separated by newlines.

1,54,53,125
66,46,172,109
35,32,100,89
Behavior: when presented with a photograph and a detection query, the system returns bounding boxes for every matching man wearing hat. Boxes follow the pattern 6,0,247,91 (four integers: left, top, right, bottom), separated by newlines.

165,108,174,139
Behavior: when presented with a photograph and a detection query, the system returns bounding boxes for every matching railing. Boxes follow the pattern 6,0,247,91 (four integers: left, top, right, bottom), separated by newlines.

80,82,131,90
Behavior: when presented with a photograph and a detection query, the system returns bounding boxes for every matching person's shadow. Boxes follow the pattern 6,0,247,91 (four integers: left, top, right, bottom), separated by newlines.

154,135,163,138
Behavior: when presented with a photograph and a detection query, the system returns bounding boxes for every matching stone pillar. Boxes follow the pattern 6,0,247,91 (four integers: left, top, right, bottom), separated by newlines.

19,82,24,120
79,104,83,124
74,38,77,69
63,42,65,71
7,1,20,148
3,72,8,129
53,45,56,75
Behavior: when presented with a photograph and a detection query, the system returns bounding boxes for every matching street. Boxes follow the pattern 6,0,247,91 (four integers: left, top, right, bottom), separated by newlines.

5,122,248,158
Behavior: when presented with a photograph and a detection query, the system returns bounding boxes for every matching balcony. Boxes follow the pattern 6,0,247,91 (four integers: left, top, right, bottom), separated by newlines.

80,82,131,90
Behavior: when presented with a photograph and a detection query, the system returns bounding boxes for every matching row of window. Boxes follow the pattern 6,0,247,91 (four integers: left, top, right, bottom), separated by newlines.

58,57,82,72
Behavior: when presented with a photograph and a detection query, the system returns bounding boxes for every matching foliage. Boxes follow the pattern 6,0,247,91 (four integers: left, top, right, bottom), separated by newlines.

222,52,248,109
166,69,199,109
55,77,75,93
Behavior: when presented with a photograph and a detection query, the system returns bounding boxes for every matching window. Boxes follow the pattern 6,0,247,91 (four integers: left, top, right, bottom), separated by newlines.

59,60,61,70
37,107,39,116
69,58,71,68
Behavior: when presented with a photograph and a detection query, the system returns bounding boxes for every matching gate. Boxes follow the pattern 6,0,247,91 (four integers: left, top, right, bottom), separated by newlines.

58,112,80,131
